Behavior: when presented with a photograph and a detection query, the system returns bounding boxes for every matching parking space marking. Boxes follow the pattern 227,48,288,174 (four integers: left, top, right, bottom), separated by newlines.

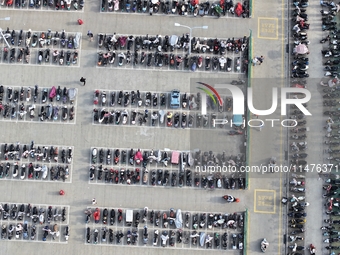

253,189,275,214
257,17,278,40
0,203,70,243
96,33,247,74
0,119,76,124
0,62,80,68
0,86,77,124
0,143,74,183
99,9,243,19
84,206,245,249
91,89,247,129
95,65,245,74
0,5,84,12
88,146,246,189
0,30,82,67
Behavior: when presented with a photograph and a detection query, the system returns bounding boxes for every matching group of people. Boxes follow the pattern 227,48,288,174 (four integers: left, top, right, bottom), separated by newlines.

252,55,265,66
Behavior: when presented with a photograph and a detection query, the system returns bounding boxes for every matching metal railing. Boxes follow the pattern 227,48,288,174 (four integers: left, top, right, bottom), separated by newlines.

243,209,249,255
249,0,253,18
245,30,252,190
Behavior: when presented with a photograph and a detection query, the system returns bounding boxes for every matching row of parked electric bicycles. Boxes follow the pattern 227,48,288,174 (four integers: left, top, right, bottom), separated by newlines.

90,165,246,189
0,161,70,181
1,222,69,242
93,89,243,113
0,142,72,181
322,177,340,252
0,85,76,122
97,34,248,72
288,89,308,170
281,172,309,253
289,4,310,250
101,0,249,18
0,203,69,242
2,142,73,163
287,62,310,254
0,204,68,223
0,47,79,66
85,227,243,249
84,207,244,249
1,28,81,49
0,85,77,105
0,29,81,65
91,147,245,170
99,34,248,55
319,3,340,255
92,89,245,129
0,0,84,10
93,108,243,130
289,2,311,252
98,51,245,72
90,147,246,189
85,207,244,230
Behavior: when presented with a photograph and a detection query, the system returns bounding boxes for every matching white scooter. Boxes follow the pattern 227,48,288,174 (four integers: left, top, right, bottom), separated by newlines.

161,231,169,247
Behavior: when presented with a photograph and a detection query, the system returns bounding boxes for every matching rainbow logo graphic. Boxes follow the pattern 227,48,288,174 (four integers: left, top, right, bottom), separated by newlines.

196,82,223,114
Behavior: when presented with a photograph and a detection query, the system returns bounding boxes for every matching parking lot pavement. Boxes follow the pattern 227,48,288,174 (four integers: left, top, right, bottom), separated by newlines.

245,0,289,254
0,2,262,255
0,67,247,255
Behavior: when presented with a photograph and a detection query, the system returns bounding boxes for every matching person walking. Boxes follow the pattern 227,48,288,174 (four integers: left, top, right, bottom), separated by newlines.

80,77,86,86
257,56,265,65
92,198,97,205
87,30,94,41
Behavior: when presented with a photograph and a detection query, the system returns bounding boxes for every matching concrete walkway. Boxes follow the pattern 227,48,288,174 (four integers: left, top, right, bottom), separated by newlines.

246,0,288,254
247,0,325,254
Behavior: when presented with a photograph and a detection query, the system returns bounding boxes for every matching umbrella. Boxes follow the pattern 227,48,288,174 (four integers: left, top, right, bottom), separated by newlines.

294,44,309,54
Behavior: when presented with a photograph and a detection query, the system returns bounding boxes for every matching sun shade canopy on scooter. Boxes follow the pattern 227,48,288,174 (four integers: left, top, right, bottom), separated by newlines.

232,115,243,126
73,33,81,49
293,44,309,55
68,88,76,103
171,151,180,164
170,35,178,47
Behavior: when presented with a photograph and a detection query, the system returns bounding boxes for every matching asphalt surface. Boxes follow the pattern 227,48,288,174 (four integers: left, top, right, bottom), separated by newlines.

0,0,325,254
